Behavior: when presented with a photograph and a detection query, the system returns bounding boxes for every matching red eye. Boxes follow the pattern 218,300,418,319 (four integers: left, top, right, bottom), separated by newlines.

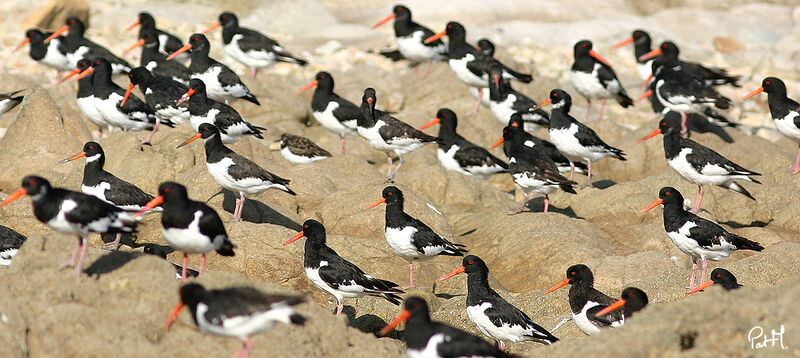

467,260,474,264
553,93,558,97
164,188,171,193
661,122,666,126
95,61,101,65
511,123,518,127
387,192,393,196
716,274,721,278
89,146,94,150
665,191,670,196
27,180,35,186
570,271,576,276
304,224,308,229
320,75,326,79
583,44,588,48
765,81,771,85
447,24,452,29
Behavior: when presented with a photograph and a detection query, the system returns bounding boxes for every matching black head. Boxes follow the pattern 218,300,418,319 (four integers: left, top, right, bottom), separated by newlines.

158,182,190,203
66,17,85,33
301,219,326,245
461,255,488,274
487,64,504,89
620,287,648,314
315,71,334,89
632,29,651,44
188,79,207,94
142,243,169,258
362,87,377,117
709,268,739,289
19,175,52,197
403,296,431,319
382,185,403,204
507,113,524,129
128,67,153,85
219,12,238,27
566,264,594,286
658,112,682,135
141,28,160,47
658,186,684,206
501,125,528,147
444,22,466,39
138,12,155,26
760,77,785,94
659,41,679,57
392,5,411,20
197,123,221,139
25,29,45,41
476,38,495,57
435,108,457,130
188,33,210,52
549,89,572,110
91,58,111,71
76,58,92,70
573,40,593,57
178,283,207,306
82,141,104,158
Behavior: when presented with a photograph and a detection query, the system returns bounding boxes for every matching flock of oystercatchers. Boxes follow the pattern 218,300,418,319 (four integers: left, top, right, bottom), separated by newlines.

0,4,792,357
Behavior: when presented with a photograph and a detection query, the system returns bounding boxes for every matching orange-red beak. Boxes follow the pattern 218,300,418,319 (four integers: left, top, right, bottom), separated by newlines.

126,20,141,31
176,88,195,106
372,14,396,29
365,197,386,210
685,280,714,295
379,309,411,335
123,38,145,55
136,195,164,217
589,49,613,68
177,132,202,149
75,67,94,80
489,137,504,150
59,151,86,163
57,68,82,84
283,231,304,246
533,98,552,110
639,198,663,214
14,38,30,52
297,80,318,95
743,87,764,100
204,22,221,34
612,37,633,49
545,278,570,294
418,117,441,131
44,25,69,43
635,89,653,104
438,265,465,281
0,188,27,207
424,30,446,44
163,301,185,330
640,74,654,90
637,128,661,144
167,44,192,61
638,48,662,62
596,298,626,316
121,83,136,107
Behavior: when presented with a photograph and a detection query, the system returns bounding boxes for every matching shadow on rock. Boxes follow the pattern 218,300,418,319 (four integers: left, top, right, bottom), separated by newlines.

217,189,302,230
84,250,142,278
343,305,393,335
100,232,139,249
524,198,584,219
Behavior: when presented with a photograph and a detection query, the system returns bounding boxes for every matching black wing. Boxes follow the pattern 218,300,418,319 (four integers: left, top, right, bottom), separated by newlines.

680,61,740,87
435,323,515,358
148,78,190,107
682,138,759,176
596,63,633,107
195,201,228,239
61,190,136,233
203,286,304,322
228,154,292,187
573,122,626,160
661,72,730,109
378,115,439,144
685,215,764,251
406,215,465,255
236,28,307,65
452,140,508,170
0,225,26,251
584,289,623,327
330,96,361,122
99,173,155,208
318,249,401,293
155,29,185,55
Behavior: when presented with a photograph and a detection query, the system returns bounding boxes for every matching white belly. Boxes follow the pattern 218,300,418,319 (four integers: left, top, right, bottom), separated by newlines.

655,80,703,113
666,221,737,261
512,171,558,196
162,211,217,253
280,146,327,164
313,101,356,136
666,148,731,186
467,302,529,343
65,46,90,68
95,93,151,131
385,226,424,259
357,121,423,154
437,146,469,175
468,87,491,107
206,157,280,195
396,31,446,63
549,125,609,162
224,35,276,68
41,39,71,71
192,66,247,102
489,95,518,125
77,95,106,128
636,60,652,81
573,301,602,335
407,333,446,358
570,65,612,100
774,112,800,142
195,302,292,339
448,54,486,87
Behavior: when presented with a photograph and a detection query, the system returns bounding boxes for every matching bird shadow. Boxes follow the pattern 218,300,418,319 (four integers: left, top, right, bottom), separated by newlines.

459,228,477,237
215,189,302,231
587,179,616,190
84,250,142,278
522,198,584,220
342,306,392,335
99,233,139,249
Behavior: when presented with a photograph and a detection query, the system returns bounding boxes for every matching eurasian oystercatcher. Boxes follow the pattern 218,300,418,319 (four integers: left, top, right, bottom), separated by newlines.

358,88,440,182
125,67,190,128
284,219,403,314
418,108,507,179
45,17,131,74
0,89,24,117
468,38,495,107
380,296,516,358
535,89,626,186
365,186,466,289
594,287,649,318
372,5,447,78
0,225,26,266
439,255,558,349
503,114,587,174
60,141,159,250
60,58,111,139
142,243,199,280
126,29,191,85
570,40,633,121
642,81,736,143
639,41,740,87
204,12,308,78
137,182,235,281
611,29,654,81
638,112,760,213
640,186,764,289
744,77,800,173
16,29,71,72
178,123,295,222
486,64,550,131
297,71,360,154
0,175,137,276
167,33,260,105
177,78,264,143
163,283,305,358
685,267,742,294
125,11,188,62
277,133,331,164
490,125,577,213
545,264,624,335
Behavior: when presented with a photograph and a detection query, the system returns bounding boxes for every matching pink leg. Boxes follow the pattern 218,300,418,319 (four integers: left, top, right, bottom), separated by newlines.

680,112,688,135
467,88,483,116
595,99,606,121
251,68,258,79
543,194,550,213
376,154,394,184
584,160,593,187
700,259,708,284
689,257,698,289
141,120,160,144
235,337,254,358
497,340,506,351
60,236,82,270
388,154,404,181
790,144,800,174
232,195,242,222
402,261,415,289
423,62,432,78
336,300,344,315
690,185,704,213
413,65,419,82
339,135,346,154
569,162,575,181
585,100,592,121
508,192,529,215
200,254,207,276
74,237,89,277
102,233,122,251
181,253,188,283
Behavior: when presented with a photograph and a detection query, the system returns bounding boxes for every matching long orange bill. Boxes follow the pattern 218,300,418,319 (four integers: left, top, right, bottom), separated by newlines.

589,49,613,68
0,188,27,207
283,231,305,246
44,25,69,43
372,14,396,29
635,89,653,104
533,98,552,110
75,67,94,80
596,298,626,316
612,37,633,49
126,20,141,31
438,265,465,281
163,301,185,330
167,44,192,61
640,74,654,90
297,80,318,94
743,87,764,100
14,38,30,52
136,195,164,217
123,38,145,55
177,132,202,149
379,309,411,336
639,198,663,214
364,197,386,210
418,117,441,131
638,48,662,62
121,83,136,107
204,22,221,34
424,30,446,44
59,151,86,163
57,68,82,84
637,128,661,144
685,280,714,295
176,88,195,106
545,278,570,294
489,137,504,149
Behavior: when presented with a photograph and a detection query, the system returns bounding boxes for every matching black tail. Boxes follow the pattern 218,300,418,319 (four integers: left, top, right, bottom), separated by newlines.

616,92,634,108
703,108,738,128
216,237,236,256
732,234,764,251
246,124,265,139
242,93,260,106
608,147,627,161
277,54,308,66
506,67,533,83
376,49,405,62
713,95,732,110
160,117,177,128
720,180,755,200
290,314,306,325
382,293,403,306
560,181,577,194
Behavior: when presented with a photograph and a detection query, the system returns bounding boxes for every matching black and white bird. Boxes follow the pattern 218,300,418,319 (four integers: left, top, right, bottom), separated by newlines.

0,175,137,277
125,67,190,128
297,71,360,154
45,17,132,73
358,88,440,182
177,79,265,143
491,125,577,214
536,89,626,186
127,29,191,85
0,89,24,117
545,264,624,335
365,186,467,289
486,64,550,132
168,33,260,105
468,38,495,107
503,114,587,174
16,29,71,72
744,77,800,174
439,255,558,350
137,182,235,282
277,133,331,164
125,11,188,62
639,41,740,87
640,187,763,289
61,59,112,139
685,267,742,294
418,108,507,179
643,81,737,143
570,40,633,121
205,12,308,78
380,296,516,358
283,219,403,315
0,225,26,266
163,283,305,358
594,287,649,318
178,123,295,222
142,243,199,280
612,29,655,81
638,112,760,213
425,22,532,115
372,5,447,77
60,141,159,250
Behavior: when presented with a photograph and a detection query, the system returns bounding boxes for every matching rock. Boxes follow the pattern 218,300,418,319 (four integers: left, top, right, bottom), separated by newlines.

23,0,90,30
713,36,746,53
